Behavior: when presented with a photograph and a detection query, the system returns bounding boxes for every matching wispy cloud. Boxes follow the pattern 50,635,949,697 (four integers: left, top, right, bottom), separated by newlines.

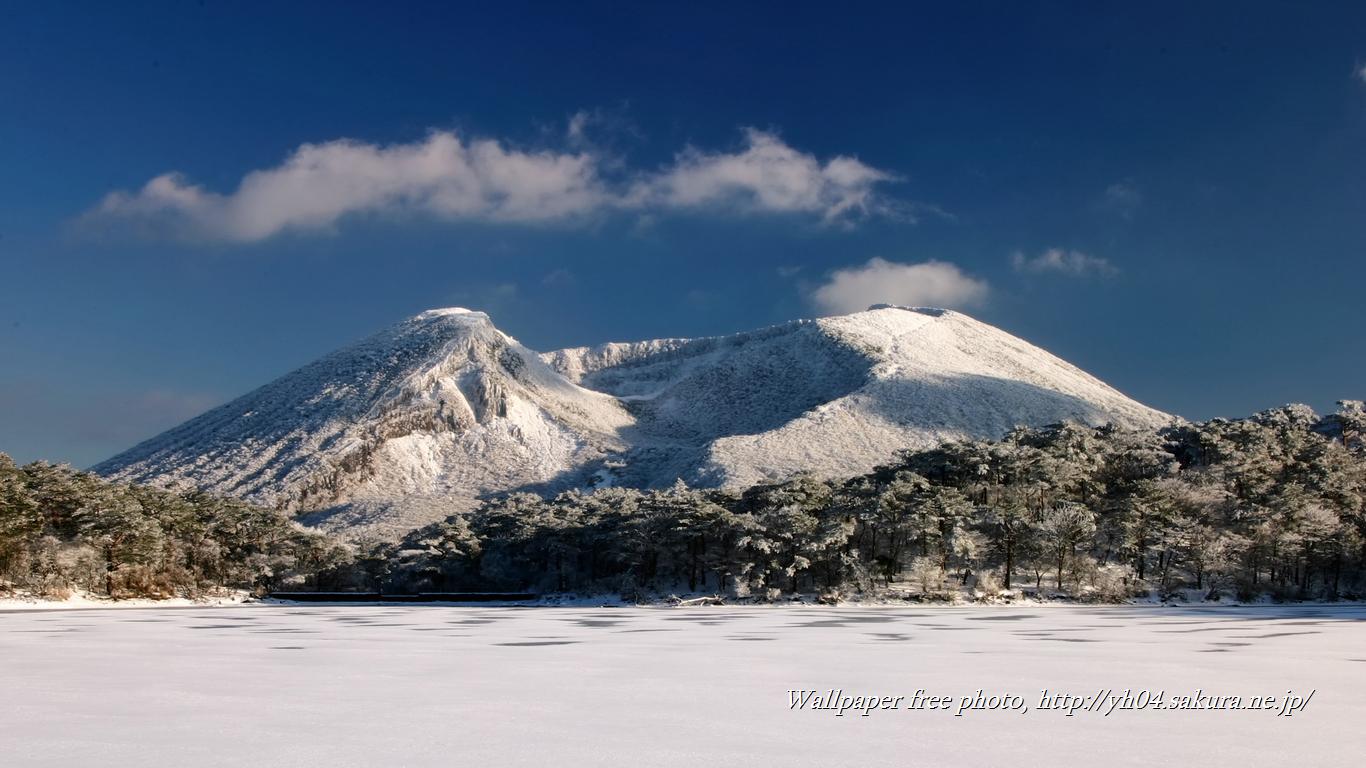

441,280,524,317
1011,248,1117,277
1101,181,1142,219
1357,63,1366,84
83,124,905,243
540,268,576,287
810,258,988,315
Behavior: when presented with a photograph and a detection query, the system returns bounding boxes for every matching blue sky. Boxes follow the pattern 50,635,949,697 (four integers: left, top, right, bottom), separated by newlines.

2,1,1365,467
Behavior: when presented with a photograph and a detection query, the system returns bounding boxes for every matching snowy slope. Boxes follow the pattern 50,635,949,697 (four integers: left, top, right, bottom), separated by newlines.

97,305,1170,537
545,306,1170,488
95,309,633,537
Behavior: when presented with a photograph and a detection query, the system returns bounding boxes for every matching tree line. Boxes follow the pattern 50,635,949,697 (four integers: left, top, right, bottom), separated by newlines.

0,455,342,599
373,401,1366,602
3,401,1363,602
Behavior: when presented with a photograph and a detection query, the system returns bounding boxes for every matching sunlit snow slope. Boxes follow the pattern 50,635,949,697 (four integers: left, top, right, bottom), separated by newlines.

546,306,1169,488
97,305,1170,537
95,309,632,537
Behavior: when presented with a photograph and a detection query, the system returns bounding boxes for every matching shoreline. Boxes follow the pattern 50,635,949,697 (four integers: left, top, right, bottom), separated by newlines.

4,591,1364,612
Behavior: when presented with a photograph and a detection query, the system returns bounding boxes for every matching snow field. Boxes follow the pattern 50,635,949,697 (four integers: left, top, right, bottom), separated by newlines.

1,604,1361,767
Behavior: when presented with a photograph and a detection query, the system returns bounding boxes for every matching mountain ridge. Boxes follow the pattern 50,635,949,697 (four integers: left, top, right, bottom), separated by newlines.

95,305,1172,538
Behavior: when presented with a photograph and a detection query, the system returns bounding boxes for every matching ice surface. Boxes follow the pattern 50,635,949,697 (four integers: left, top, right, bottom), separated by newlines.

1,604,1361,767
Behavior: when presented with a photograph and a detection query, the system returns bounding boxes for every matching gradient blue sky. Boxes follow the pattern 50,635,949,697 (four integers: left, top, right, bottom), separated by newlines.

3,1,1365,467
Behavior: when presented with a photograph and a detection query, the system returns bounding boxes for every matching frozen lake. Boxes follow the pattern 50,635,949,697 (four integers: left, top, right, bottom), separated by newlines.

2,603,1364,767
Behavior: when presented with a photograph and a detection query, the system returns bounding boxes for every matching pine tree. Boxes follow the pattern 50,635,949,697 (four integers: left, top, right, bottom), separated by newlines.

1034,502,1097,590
0,455,42,579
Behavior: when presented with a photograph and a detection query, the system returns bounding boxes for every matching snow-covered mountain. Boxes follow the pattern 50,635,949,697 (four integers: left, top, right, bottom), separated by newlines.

96,305,1171,537
95,308,633,537
546,305,1170,490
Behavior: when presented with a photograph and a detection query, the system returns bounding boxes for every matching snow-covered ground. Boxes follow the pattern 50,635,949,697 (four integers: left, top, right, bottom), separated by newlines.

2,604,1362,766
0,590,250,610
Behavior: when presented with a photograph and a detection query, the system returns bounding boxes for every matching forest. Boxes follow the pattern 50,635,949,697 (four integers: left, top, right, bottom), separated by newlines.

376,401,1366,603
0,455,339,600
2,401,1363,603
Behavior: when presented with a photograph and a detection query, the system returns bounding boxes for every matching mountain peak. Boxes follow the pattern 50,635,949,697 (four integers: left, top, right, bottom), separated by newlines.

97,308,1171,539
865,304,953,318
413,306,488,321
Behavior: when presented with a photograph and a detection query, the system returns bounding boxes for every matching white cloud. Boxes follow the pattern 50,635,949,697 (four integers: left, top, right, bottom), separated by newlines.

810,258,988,315
1357,63,1366,84
629,128,896,222
1011,248,1117,276
566,111,592,145
91,132,606,242
86,125,903,243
